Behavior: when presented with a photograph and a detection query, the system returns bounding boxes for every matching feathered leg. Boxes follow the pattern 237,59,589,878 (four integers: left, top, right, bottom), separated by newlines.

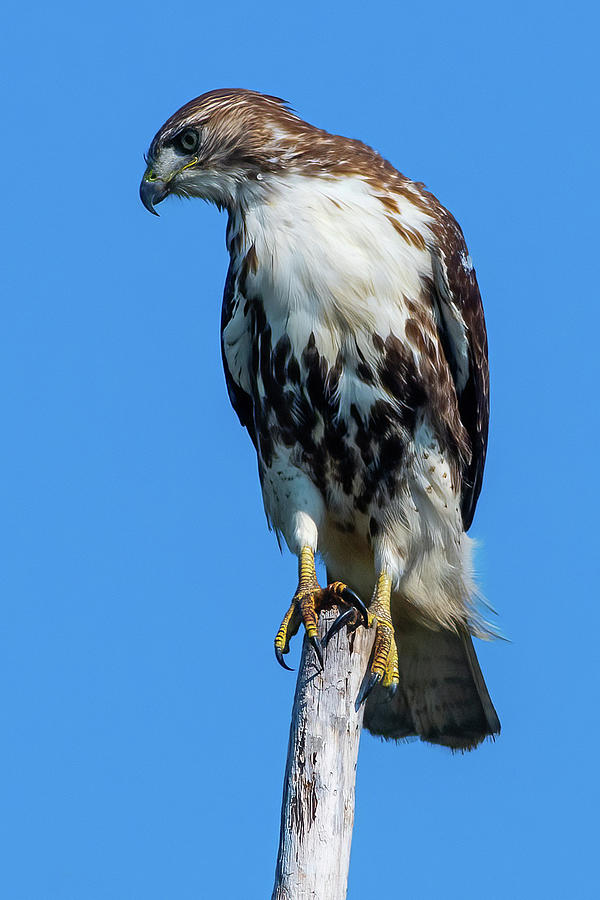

274,546,367,670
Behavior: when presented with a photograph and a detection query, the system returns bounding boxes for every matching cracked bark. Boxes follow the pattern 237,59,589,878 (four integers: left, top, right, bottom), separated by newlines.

272,606,375,900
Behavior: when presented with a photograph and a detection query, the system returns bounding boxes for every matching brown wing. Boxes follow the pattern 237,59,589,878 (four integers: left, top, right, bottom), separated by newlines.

429,208,489,531
220,262,258,451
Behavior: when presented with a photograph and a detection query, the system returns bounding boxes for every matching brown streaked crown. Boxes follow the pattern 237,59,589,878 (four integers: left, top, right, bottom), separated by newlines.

145,88,417,186
147,88,313,178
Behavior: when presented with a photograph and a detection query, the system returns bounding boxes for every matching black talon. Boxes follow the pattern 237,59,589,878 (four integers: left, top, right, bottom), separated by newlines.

275,646,294,671
341,587,369,626
310,635,324,671
355,671,381,710
323,608,356,648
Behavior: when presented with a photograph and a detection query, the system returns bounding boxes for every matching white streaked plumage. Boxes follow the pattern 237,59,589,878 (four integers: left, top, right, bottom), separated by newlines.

141,88,500,749
223,171,473,629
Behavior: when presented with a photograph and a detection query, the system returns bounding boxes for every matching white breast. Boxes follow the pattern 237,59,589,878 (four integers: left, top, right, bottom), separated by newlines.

225,172,436,407
251,175,431,337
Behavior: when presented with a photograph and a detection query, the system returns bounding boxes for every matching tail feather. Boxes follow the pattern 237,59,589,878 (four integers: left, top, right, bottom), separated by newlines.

363,623,500,751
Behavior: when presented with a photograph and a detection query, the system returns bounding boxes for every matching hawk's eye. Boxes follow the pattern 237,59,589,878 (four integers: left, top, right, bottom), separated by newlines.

177,129,199,154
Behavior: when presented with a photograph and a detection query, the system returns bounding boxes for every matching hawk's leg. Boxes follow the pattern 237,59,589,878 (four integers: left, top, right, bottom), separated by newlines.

274,546,367,671
325,571,399,706
356,572,399,706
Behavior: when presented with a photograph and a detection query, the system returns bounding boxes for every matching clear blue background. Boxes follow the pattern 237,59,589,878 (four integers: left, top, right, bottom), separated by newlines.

2,1,598,897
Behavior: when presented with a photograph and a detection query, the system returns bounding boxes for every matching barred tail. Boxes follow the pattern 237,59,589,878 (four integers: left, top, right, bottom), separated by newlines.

363,623,500,751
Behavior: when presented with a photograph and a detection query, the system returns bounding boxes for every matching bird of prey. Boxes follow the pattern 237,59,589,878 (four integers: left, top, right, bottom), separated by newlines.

140,89,500,750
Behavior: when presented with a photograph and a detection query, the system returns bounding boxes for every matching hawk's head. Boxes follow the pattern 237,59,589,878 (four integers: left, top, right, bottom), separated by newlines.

139,88,308,215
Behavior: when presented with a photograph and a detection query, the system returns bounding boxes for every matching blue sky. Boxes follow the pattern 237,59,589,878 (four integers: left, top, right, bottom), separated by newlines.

2,1,598,897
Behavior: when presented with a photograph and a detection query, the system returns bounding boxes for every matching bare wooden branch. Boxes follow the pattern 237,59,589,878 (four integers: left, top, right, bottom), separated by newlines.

272,607,375,900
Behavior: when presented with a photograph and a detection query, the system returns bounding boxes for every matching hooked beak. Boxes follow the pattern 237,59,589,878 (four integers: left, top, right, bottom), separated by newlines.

139,175,169,216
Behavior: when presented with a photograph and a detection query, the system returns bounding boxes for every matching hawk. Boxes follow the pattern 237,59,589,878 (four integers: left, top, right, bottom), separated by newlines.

140,89,500,750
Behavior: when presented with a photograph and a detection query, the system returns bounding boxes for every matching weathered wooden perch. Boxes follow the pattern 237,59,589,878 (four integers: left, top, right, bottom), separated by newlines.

272,606,375,900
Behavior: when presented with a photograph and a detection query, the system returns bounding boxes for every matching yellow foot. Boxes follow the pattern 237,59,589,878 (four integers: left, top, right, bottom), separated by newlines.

356,573,399,708
274,548,368,671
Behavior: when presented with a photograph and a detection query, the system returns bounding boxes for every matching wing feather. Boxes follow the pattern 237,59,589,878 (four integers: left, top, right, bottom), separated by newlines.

430,210,489,531
220,262,258,451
